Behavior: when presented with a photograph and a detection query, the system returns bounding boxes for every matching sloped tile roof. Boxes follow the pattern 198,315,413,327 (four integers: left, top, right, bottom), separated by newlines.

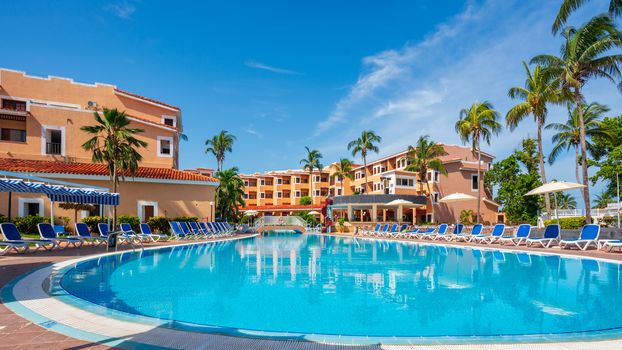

114,88,181,111
0,158,218,183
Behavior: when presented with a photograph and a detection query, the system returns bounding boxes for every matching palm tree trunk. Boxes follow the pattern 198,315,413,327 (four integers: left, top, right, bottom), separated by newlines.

112,163,118,229
575,91,591,223
363,155,368,194
340,176,344,196
574,145,581,184
476,144,482,224
537,119,551,213
425,175,435,223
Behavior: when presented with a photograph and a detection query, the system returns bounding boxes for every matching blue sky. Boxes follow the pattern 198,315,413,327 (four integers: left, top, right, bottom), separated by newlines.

2,0,621,205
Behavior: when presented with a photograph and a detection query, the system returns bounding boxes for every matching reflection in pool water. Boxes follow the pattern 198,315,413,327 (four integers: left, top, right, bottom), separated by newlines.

59,233,622,338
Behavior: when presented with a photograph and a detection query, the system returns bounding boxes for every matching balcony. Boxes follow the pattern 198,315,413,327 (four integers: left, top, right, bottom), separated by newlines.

45,142,62,155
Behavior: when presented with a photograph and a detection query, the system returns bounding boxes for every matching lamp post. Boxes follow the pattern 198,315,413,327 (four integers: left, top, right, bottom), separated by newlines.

209,201,214,222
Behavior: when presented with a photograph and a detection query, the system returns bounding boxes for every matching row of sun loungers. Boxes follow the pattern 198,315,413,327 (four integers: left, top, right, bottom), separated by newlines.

358,222,615,251
0,220,238,255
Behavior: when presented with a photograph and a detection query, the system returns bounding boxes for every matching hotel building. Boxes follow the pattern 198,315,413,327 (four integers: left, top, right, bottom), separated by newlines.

0,68,217,224
240,144,500,225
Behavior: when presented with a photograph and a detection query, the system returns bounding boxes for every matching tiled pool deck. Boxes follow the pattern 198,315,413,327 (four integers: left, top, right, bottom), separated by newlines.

2,232,622,349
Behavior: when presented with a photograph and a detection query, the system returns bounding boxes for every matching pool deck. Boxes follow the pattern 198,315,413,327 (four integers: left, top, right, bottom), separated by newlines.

1,232,622,349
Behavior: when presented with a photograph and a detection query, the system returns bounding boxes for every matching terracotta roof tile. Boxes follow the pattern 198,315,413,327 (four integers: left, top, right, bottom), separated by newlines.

114,88,181,111
0,159,218,183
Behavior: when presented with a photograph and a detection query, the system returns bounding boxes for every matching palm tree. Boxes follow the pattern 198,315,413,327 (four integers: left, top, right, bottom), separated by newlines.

205,130,236,172
300,147,323,200
533,15,622,223
81,108,147,227
215,167,246,221
348,130,382,193
593,190,614,209
330,158,354,196
506,62,566,213
405,136,448,222
546,102,612,184
552,0,622,34
455,102,502,223
553,192,578,209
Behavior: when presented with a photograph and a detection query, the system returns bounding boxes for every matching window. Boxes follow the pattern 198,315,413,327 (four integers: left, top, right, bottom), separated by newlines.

433,192,440,204
277,191,282,198
295,177,301,184
396,178,414,187
161,116,177,127
277,178,282,185
18,198,44,217
244,193,249,199
295,191,301,197
434,171,440,182
2,99,26,112
471,174,479,191
244,180,249,187
314,190,320,196
426,214,433,222
337,188,342,196
0,128,26,142
41,125,65,156
157,136,173,157
314,175,320,183
259,179,265,186
259,192,265,199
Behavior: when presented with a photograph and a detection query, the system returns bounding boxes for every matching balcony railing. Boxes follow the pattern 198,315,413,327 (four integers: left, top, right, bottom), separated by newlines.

45,142,61,155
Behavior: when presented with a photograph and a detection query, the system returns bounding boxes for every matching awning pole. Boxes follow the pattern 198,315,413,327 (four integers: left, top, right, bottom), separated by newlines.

7,192,12,221
50,200,54,224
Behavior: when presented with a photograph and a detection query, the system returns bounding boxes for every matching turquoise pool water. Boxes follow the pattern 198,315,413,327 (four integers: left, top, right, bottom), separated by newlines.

57,234,622,340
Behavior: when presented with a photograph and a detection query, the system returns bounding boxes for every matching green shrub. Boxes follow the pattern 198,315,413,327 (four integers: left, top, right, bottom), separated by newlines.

55,216,71,230
81,216,107,233
0,214,9,224
459,209,475,225
147,216,171,234
298,211,318,225
118,215,140,231
338,218,346,227
12,215,46,235
299,196,312,205
543,217,586,229
173,216,198,222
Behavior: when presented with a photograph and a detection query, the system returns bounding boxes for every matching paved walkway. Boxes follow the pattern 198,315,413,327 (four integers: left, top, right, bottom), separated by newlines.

1,232,622,349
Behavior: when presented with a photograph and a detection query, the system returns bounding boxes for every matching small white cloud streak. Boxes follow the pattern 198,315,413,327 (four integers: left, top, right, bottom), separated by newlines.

105,1,136,19
245,128,263,139
245,60,302,75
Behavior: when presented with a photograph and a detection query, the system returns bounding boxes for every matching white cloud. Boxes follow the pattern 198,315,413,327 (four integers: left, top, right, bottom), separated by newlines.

245,128,263,139
245,60,302,75
105,1,136,19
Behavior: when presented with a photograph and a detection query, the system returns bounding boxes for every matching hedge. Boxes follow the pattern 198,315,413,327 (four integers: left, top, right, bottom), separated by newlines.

147,216,171,234
543,217,586,230
81,216,108,233
117,215,140,232
173,216,198,222
12,215,47,235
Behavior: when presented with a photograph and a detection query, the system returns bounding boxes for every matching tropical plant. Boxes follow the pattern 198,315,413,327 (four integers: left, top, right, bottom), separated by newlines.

552,0,622,34
348,130,382,194
552,192,578,209
205,130,236,172
300,146,323,200
485,138,542,225
330,158,354,196
532,15,622,223
147,216,171,234
459,209,476,225
58,202,95,226
81,216,108,234
117,214,140,231
81,108,147,228
506,62,566,213
455,101,502,223
594,190,614,208
215,167,246,221
405,135,448,222
299,196,312,205
547,102,612,183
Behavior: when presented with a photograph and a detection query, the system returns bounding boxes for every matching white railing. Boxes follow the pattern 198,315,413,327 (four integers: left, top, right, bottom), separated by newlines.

541,208,620,220
254,216,307,229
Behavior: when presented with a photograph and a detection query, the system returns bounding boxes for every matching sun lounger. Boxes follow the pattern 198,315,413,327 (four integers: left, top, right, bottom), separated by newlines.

139,223,168,242
498,224,531,246
599,239,622,252
560,224,600,250
0,223,56,251
431,224,450,241
473,224,505,244
383,224,399,237
449,224,473,242
362,224,381,236
526,224,560,248
414,227,436,239
75,223,108,246
38,223,83,248
0,240,29,255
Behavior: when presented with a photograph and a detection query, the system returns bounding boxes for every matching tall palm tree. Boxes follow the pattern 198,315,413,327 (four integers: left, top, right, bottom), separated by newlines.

205,130,236,172
552,0,622,34
81,108,147,227
330,158,354,196
546,102,612,184
300,147,323,200
215,167,246,221
348,130,382,194
405,135,448,222
506,62,566,213
532,15,622,222
554,192,578,209
455,101,502,223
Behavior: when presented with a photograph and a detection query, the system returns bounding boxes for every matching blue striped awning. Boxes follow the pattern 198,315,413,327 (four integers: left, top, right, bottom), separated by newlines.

0,178,119,205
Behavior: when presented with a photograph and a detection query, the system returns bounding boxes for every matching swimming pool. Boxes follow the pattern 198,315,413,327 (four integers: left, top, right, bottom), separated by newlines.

52,233,622,343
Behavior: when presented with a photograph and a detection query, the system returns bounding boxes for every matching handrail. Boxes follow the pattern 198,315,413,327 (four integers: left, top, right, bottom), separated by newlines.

254,216,307,229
